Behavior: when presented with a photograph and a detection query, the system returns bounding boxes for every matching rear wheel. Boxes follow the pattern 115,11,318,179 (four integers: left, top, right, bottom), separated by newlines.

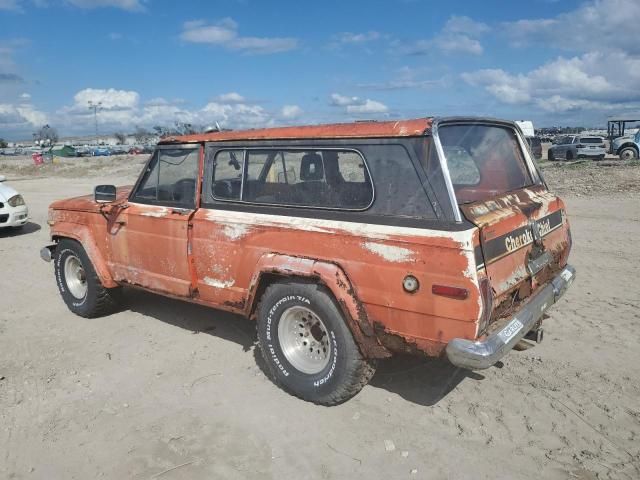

619,147,638,160
54,238,122,318
256,280,376,405
548,150,555,161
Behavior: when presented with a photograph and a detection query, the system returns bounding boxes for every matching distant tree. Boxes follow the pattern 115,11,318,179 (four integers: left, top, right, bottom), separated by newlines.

133,126,153,144
34,125,58,146
114,132,127,145
0,138,7,148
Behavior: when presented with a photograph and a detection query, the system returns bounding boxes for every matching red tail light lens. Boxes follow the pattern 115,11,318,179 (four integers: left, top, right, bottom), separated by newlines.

576,144,584,149
432,284,469,300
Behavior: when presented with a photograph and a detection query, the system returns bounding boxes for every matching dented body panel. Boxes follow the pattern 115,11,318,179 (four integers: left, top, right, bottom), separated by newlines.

45,117,574,366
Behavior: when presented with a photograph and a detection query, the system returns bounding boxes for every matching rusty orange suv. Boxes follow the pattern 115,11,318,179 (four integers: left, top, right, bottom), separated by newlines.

41,118,575,405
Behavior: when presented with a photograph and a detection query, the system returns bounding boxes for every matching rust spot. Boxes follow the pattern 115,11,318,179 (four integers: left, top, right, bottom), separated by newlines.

223,299,246,310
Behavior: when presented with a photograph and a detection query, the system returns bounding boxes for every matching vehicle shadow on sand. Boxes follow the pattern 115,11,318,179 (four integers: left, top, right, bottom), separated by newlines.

123,288,483,406
0,221,41,238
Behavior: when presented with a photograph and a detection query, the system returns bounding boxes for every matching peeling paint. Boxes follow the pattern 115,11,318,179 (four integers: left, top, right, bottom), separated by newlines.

140,207,169,218
363,242,414,263
203,276,235,289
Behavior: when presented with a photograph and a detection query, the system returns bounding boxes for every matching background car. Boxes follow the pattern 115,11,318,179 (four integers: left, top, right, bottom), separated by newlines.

548,135,606,161
91,147,111,156
0,175,29,230
526,136,543,159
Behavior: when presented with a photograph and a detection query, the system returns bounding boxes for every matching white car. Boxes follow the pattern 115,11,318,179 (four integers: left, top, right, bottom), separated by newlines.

0,175,29,229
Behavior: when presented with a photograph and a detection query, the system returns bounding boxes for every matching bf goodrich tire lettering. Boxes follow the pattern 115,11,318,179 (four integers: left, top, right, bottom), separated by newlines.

257,281,376,405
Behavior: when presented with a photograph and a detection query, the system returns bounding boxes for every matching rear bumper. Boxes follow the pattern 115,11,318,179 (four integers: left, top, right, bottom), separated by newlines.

446,265,576,370
577,149,606,157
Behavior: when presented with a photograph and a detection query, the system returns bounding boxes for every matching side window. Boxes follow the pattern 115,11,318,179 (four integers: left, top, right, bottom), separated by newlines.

212,150,243,200
242,149,373,209
132,148,199,207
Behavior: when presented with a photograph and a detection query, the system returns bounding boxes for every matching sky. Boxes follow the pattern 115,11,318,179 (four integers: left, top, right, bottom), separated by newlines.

1,0,640,140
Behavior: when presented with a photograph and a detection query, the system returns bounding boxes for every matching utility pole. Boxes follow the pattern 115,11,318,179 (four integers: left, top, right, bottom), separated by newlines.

88,101,102,144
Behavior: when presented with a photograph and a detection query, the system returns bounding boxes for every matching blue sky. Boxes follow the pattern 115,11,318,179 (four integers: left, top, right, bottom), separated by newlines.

1,0,639,139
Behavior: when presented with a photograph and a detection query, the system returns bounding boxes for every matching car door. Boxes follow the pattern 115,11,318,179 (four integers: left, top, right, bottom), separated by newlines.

107,145,201,297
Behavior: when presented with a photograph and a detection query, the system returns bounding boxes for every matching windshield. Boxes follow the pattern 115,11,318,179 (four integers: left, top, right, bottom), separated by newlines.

438,124,534,204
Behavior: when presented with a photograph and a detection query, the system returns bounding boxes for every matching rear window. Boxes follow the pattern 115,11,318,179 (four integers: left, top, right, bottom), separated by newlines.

438,124,534,204
580,137,604,144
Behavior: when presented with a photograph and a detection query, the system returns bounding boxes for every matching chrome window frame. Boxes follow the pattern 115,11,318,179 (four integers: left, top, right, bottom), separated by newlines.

206,145,376,212
431,118,543,223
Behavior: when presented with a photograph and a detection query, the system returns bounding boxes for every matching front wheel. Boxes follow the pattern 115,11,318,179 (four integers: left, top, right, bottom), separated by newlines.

619,147,638,161
257,281,376,405
54,238,122,318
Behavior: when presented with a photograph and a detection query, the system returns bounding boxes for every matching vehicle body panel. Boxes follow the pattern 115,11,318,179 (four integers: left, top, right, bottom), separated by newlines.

0,179,29,228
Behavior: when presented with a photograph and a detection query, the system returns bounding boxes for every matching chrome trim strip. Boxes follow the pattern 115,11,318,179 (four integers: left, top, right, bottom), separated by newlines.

431,119,463,223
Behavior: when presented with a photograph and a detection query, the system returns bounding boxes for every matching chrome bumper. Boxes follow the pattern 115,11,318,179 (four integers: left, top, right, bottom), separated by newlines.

40,244,56,262
446,265,576,370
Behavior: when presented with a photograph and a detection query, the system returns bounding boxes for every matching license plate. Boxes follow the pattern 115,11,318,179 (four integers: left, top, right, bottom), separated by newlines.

560,269,573,282
498,318,524,344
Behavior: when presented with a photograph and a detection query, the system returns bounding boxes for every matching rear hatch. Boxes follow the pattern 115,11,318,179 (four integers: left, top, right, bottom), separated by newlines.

437,121,572,315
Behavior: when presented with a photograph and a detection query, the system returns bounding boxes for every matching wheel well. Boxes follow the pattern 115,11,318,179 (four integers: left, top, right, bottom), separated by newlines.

617,143,639,154
248,272,320,319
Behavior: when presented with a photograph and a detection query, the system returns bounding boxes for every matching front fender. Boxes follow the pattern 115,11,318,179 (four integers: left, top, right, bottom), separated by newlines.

246,253,390,359
51,222,117,288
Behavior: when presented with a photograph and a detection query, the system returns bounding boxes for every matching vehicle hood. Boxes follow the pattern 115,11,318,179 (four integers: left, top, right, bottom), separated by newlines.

49,185,133,212
0,182,19,202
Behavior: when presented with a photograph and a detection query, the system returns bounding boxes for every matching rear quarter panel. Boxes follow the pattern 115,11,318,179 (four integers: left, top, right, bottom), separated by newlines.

191,209,482,356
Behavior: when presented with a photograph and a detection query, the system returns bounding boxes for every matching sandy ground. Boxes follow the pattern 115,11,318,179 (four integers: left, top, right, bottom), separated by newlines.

1,155,639,480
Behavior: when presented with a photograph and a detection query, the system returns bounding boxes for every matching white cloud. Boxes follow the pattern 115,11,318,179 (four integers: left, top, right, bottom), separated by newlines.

281,105,303,119
216,92,245,103
347,99,388,114
66,0,146,11
400,15,489,56
329,93,362,107
331,31,382,45
0,102,47,127
71,88,140,111
180,18,298,54
504,0,640,54
20,92,30,99
329,93,388,115
462,50,640,113
50,88,291,134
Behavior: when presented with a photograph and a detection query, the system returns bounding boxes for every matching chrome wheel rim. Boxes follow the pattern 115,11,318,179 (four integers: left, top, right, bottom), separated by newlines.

278,306,331,375
64,255,87,299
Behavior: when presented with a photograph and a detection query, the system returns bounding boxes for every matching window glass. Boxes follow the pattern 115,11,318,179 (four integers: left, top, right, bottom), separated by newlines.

212,150,243,200
580,137,603,144
241,149,372,209
438,124,533,204
132,148,199,207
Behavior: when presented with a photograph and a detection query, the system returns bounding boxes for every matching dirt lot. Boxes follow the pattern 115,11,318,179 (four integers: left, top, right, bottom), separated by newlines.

1,155,639,479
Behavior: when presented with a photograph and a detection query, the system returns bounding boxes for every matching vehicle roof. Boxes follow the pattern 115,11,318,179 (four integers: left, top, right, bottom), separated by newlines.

160,118,433,144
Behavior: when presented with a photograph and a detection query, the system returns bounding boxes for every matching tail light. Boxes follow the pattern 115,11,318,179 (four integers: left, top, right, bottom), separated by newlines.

478,277,494,335
432,284,469,300
576,144,585,149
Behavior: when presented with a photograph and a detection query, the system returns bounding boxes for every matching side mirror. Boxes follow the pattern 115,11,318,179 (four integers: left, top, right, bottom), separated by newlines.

94,184,117,203
0,175,6,182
